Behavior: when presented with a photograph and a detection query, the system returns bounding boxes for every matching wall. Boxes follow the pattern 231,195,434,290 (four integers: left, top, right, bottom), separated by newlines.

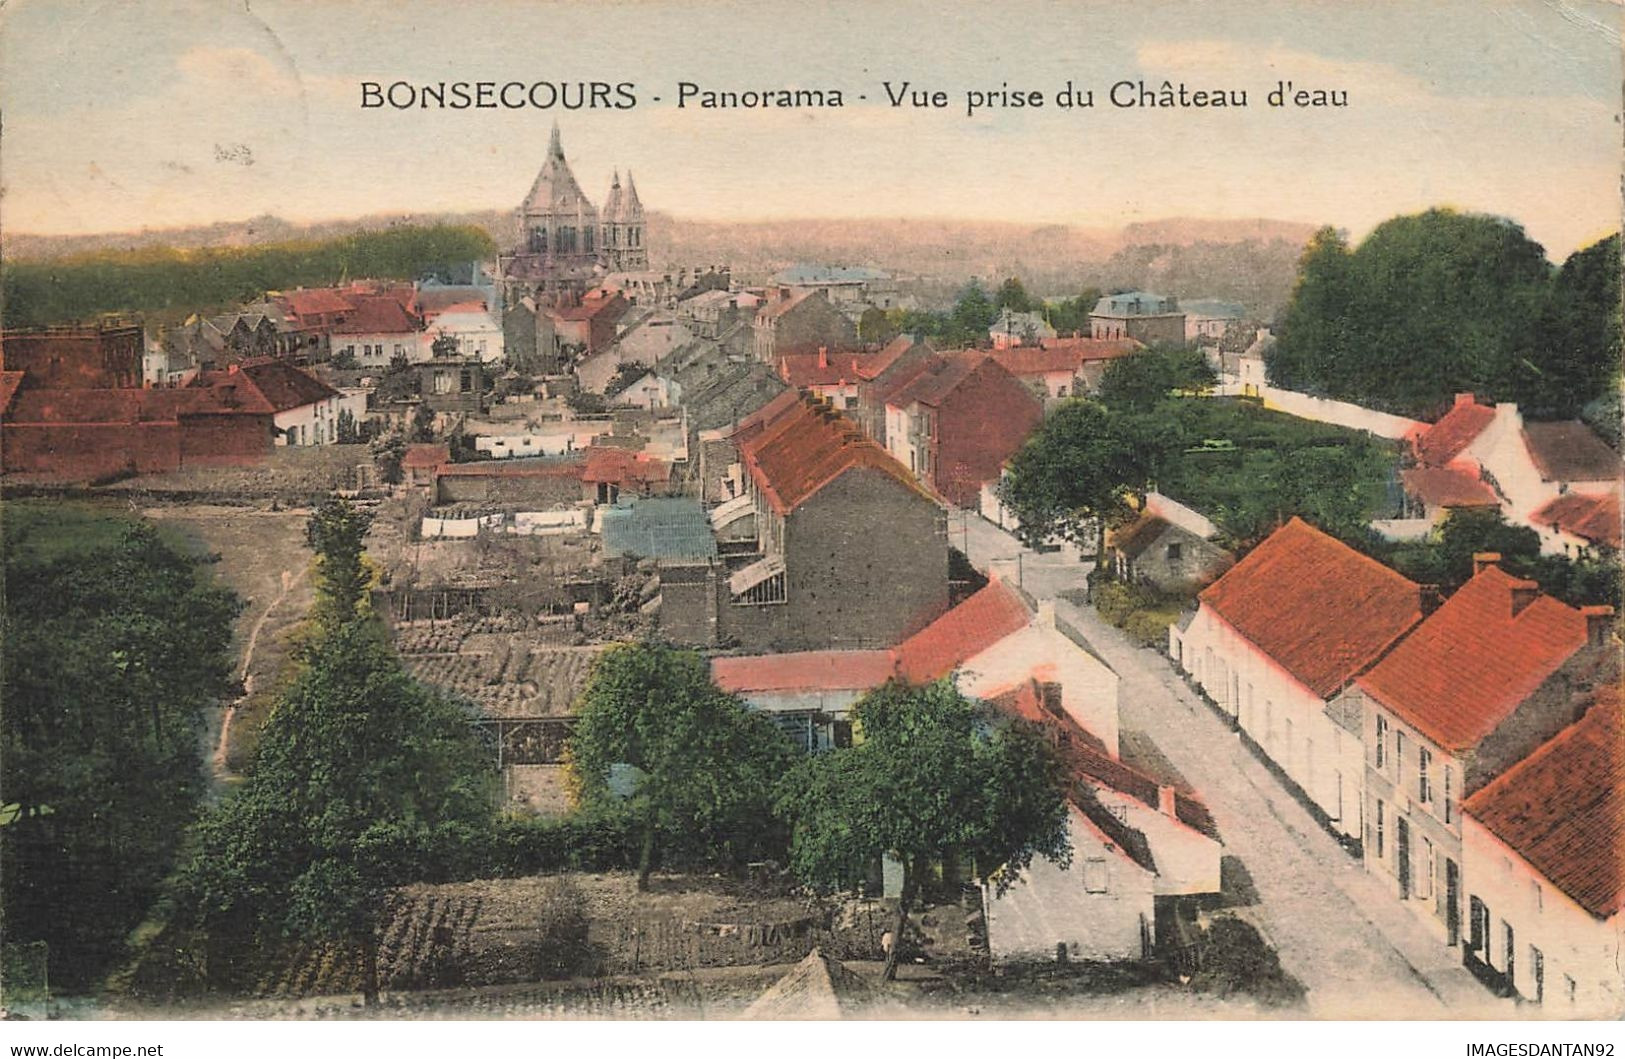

1256,386,1423,440
934,362,1044,508
1179,606,1364,841
1092,785,1223,896
721,466,948,651
958,613,1121,757
436,469,584,507
1122,522,1232,593
2,327,143,389
1462,815,1624,1016
983,810,1155,963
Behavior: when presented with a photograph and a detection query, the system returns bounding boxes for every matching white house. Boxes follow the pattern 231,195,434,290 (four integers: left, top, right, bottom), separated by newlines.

427,305,505,364
1174,517,1424,845
206,358,367,446
983,801,1157,963
1461,691,1623,1016
616,370,682,410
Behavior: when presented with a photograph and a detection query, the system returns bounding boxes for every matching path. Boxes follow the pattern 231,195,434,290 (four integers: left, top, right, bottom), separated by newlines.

212,563,310,780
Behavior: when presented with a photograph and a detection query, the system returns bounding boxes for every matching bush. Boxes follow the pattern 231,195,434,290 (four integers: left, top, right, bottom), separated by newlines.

1124,608,1180,648
1190,916,1305,1006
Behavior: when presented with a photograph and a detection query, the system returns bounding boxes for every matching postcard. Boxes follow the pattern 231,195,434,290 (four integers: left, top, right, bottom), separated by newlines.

0,0,1620,1046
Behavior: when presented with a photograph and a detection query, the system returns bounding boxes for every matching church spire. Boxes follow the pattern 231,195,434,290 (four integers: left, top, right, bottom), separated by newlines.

548,120,563,160
622,170,644,217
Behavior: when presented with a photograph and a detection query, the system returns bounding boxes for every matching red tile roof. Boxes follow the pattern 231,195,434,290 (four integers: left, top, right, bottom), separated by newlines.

1521,421,1622,483
1358,566,1588,751
856,335,929,381
217,358,341,412
549,291,628,323
756,288,817,323
1199,518,1423,698
1400,465,1499,509
1038,335,1142,360
777,351,875,387
328,295,423,336
986,677,1219,840
279,287,355,317
734,395,931,515
582,446,669,485
886,353,985,409
403,443,451,470
895,578,1032,683
1415,397,1495,466
1464,687,1623,919
711,650,898,693
1530,492,1623,548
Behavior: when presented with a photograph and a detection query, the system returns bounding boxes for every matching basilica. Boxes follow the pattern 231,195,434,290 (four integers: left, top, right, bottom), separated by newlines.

500,124,647,304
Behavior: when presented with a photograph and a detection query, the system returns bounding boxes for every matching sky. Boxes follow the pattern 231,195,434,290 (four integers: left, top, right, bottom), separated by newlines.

1,0,1620,258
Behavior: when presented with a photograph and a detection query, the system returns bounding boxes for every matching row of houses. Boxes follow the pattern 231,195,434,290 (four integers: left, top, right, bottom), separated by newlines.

1171,517,1621,1013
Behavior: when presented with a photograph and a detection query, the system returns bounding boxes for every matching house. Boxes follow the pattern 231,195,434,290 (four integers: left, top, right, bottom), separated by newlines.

1181,299,1247,343
1174,518,1424,846
1106,513,1233,594
1089,291,1186,347
0,380,276,479
676,288,761,340
711,649,896,752
581,445,671,503
895,578,1121,755
1399,465,1500,524
854,333,936,446
987,338,1136,400
193,358,365,447
884,353,1044,508
402,443,451,489
1460,686,1623,1014
1529,491,1622,558
1036,335,1142,395
329,294,428,368
546,289,630,361
614,370,682,410
776,347,877,410
1349,556,1611,945
425,304,504,364
1410,394,1623,544
983,798,1158,964
769,264,897,308
752,287,857,363
2,323,144,390
988,309,1057,350
661,393,948,652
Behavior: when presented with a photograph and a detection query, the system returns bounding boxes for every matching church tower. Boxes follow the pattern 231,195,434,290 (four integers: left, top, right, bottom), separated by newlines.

601,169,648,272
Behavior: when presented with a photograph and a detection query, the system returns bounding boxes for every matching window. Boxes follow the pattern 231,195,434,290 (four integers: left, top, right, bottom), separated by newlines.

1083,858,1108,893
1503,921,1515,978
1444,768,1454,824
1166,542,1183,561
1420,837,1434,900
1375,798,1386,858
1418,747,1432,804
1469,896,1488,955
1565,975,1577,1005
1376,716,1387,768
1395,730,1405,775
1532,882,1543,913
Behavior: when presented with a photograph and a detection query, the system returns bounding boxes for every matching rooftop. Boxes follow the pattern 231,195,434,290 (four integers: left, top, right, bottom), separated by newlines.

598,497,717,561
1198,518,1423,699
895,578,1032,684
1463,687,1622,919
1358,565,1588,751
1415,395,1495,467
1521,420,1622,483
1530,491,1623,548
711,649,898,694
1400,465,1499,509
733,394,930,515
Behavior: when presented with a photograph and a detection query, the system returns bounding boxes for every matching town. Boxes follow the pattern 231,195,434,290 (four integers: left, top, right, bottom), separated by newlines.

1,125,1619,1023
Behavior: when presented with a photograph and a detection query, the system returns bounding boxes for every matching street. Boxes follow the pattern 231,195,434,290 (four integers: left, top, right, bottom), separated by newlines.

950,507,1514,1017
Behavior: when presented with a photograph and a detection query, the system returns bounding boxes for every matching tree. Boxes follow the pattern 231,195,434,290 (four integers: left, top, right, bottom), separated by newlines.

1269,211,1553,416
370,433,407,486
998,399,1178,556
1047,286,1103,336
566,642,796,891
1098,345,1216,412
176,512,491,1004
335,407,362,444
774,680,1069,980
305,498,374,633
946,280,998,347
1523,233,1621,420
858,306,899,344
409,400,436,443
1,504,240,988
995,277,1033,313
430,331,460,360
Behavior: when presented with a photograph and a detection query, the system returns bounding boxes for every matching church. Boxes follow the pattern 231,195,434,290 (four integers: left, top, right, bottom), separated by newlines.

500,124,647,305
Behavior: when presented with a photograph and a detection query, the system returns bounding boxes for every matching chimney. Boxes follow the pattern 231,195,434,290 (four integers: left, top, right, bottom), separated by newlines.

818,346,828,369
1158,786,1178,819
1472,552,1501,576
1510,583,1539,618
1454,392,1476,409
1581,605,1615,646
1419,584,1443,615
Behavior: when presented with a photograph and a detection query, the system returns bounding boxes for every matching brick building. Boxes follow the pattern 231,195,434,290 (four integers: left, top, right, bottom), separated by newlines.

751,288,857,363
2,323,144,389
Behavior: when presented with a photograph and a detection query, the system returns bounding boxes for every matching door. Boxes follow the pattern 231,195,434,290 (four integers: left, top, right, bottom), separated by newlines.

1445,859,1461,946
1396,817,1411,899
